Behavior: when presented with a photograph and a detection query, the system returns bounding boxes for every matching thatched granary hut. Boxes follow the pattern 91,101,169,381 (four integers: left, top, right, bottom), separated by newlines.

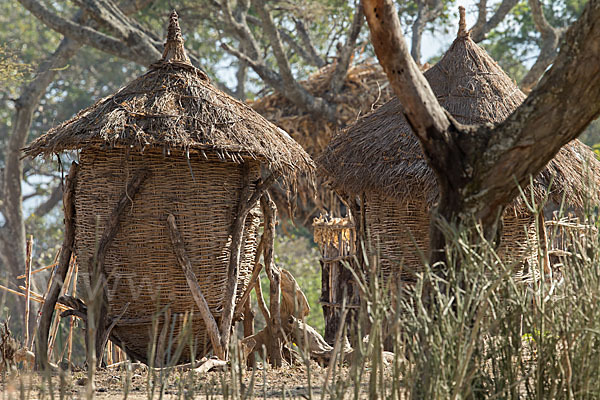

319,26,600,284
250,62,395,224
25,12,313,364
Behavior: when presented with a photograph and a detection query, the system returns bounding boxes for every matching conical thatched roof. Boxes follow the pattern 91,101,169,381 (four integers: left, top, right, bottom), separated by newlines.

24,12,313,179
319,28,600,210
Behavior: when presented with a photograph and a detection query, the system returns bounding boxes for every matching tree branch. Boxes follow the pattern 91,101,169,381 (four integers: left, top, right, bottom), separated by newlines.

234,47,248,100
362,0,452,148
293,18,326,68
520,0,564,93
471,0,519,43
410,0,443,65
28,184,63,219
77,0,161,60
221,42,288,93
221,0,263,60
17,0,159,65
252,0,336,120
278,28,325,68
329,2,364,95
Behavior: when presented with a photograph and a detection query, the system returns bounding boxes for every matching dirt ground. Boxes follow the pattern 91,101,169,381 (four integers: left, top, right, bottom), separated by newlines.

1,360,391,399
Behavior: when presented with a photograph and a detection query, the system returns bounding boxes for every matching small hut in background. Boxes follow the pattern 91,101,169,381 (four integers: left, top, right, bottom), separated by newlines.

25,12,313,366
251,62,394,225
319,20,600,290
313,216,359,344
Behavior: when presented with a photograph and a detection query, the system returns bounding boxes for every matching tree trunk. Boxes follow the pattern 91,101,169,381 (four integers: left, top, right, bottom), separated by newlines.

0,37,81,338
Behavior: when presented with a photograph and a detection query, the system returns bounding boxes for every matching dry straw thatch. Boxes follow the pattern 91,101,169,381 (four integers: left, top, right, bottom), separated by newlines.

24,11,314,364
250,61,394,157
24,21,313,181
319,20,600,282
250,61,395,223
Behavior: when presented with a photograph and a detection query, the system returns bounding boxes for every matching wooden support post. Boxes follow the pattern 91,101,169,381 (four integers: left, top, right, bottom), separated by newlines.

254,276,270,322
36,162,78,370
89,168,150,368
261,191,283,368
67,263,78,364
233,236,264,320
243,298,255,368
219,168,278,357
24,236,33,349
29,255,58,351
166,213,225,360
48,255,75,361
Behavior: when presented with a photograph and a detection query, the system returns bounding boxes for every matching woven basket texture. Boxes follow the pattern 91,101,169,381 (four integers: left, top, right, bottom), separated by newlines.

365,192,538,282
74,148,261,362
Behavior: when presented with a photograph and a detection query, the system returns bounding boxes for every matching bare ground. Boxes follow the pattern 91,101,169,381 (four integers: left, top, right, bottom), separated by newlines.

1,361,393,399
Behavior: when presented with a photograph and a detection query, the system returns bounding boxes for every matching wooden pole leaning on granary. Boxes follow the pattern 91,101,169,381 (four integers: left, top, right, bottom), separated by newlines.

36,161,78,370
260,191,283,367
166,213,225,359
89,168,151,368
219,170,278,358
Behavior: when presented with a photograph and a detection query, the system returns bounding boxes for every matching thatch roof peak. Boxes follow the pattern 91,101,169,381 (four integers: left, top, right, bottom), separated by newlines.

319,32,600,210
24,13,314,181
457,6,469,38
162,10,191,65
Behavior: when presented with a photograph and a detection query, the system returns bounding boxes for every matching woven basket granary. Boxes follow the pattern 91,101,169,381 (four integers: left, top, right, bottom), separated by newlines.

319,18,600,286
24,12,313,364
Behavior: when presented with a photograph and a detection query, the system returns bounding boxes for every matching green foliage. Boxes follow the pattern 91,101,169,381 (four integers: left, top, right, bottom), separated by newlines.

0,44,32,92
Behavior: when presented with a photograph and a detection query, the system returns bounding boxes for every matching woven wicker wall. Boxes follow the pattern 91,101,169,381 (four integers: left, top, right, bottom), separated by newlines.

74,148,261,362
364,191,538,284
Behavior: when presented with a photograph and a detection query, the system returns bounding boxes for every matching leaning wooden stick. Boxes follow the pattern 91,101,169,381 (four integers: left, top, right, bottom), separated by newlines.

29,258,58,350
67,262,78,363
36,161,78,370
0,284,67,311
254,274,270,322
17,261,58,280
219,170,278,356
48,255,75,360
233,235,265,319
166,213,225,360
24,236,33,349
261,191,283,367
90,168,151,367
